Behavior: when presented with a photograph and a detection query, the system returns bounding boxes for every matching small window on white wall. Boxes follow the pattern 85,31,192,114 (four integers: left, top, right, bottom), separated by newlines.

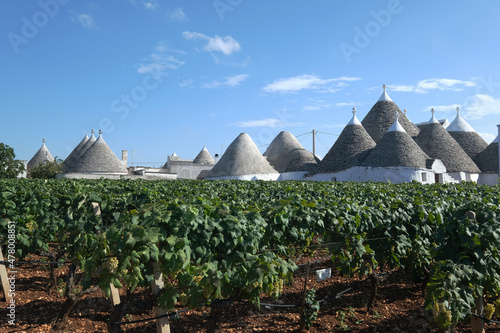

421,173,427,182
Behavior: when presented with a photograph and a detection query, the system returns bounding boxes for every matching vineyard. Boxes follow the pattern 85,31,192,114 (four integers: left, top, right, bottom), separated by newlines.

0,179,500,332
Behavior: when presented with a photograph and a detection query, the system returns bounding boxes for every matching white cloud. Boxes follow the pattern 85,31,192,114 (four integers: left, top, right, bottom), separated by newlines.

136,42,185,78
263,75,361,93
423,104,461,113
201,74,249,88
465,94,500,119
128,0,160,11
235,118,282,127
389,78,476,94
335,102,359,107
233,118,303,128
179,79,194,89
168,7,187,21
303,105,321,111
73,14,99,31
334,76,362,82
303,103,349,111
182,31,241,55
478,132,497,144
142,1,159,10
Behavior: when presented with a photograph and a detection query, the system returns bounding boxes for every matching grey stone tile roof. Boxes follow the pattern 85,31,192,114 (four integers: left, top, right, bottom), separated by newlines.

474,140,499,173
361,129,430,168
415,122,481,173
205,133,278,177
71,134,127,173
197,169,211,180
28,140,54,170
448,131,488,159
361,100,420,142
263,131,318,173
447,108,476,132
193,146,215,164
63,134,89,172
312,122,375,174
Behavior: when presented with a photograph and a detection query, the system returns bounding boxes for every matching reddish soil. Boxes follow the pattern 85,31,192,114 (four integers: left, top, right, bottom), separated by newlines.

0,254,496,332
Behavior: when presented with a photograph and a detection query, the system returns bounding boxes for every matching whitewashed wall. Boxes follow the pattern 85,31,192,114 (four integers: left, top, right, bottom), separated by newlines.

307,165,454,184
205,173,280,181
477,173,499,185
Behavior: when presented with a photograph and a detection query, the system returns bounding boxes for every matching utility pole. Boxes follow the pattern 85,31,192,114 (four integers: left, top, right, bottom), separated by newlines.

312,129,316,157
131,150,139,167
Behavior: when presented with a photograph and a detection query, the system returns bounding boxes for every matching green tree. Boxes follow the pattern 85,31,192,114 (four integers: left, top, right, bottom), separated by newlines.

0,143,25,179
30,157,63,179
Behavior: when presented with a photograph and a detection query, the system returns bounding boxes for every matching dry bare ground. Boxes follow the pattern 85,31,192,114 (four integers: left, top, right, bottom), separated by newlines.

0,253,496,333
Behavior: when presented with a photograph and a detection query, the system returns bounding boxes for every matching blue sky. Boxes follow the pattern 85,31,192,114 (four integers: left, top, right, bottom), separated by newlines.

2,0,500,166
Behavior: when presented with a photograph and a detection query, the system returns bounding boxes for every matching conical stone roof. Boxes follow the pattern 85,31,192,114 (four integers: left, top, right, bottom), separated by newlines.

63,134,89,172
474,135,499,173
263,131,318,173
71,132,127,173
193,146,215,164
27,139,54,171
415,109,481,173
447,107,488,158
361,85,420,142
313,108,376,174
362,114,430,168
67,131,97,172
205,133,278,178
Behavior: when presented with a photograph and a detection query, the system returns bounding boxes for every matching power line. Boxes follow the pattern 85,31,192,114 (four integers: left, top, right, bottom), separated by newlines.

315,133,331,151
295,132,311,138
316,131,338,136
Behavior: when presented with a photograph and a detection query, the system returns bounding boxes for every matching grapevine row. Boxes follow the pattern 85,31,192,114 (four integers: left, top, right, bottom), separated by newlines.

0,178,499,330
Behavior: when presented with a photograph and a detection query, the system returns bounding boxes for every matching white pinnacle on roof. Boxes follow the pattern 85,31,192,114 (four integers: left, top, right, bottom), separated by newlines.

387,112,406,132
79,130,97,155
27,138,54,171
447,107,475,132
378,84,393,102
193,146,215,164
428,108,440,124
347,107,361,125
71,130,127,173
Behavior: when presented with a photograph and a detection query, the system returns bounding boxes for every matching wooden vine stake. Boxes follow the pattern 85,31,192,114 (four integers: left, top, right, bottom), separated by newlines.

92,202,121,307
299,261,311,332
152,262,170,333
471,296,485,333
367,274,380,314
0,246,13,303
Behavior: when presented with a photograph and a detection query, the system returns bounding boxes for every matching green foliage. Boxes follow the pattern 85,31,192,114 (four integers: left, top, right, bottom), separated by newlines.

0,178,499,326
304,288,320,329
0,143,25,179
29,157,63,179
